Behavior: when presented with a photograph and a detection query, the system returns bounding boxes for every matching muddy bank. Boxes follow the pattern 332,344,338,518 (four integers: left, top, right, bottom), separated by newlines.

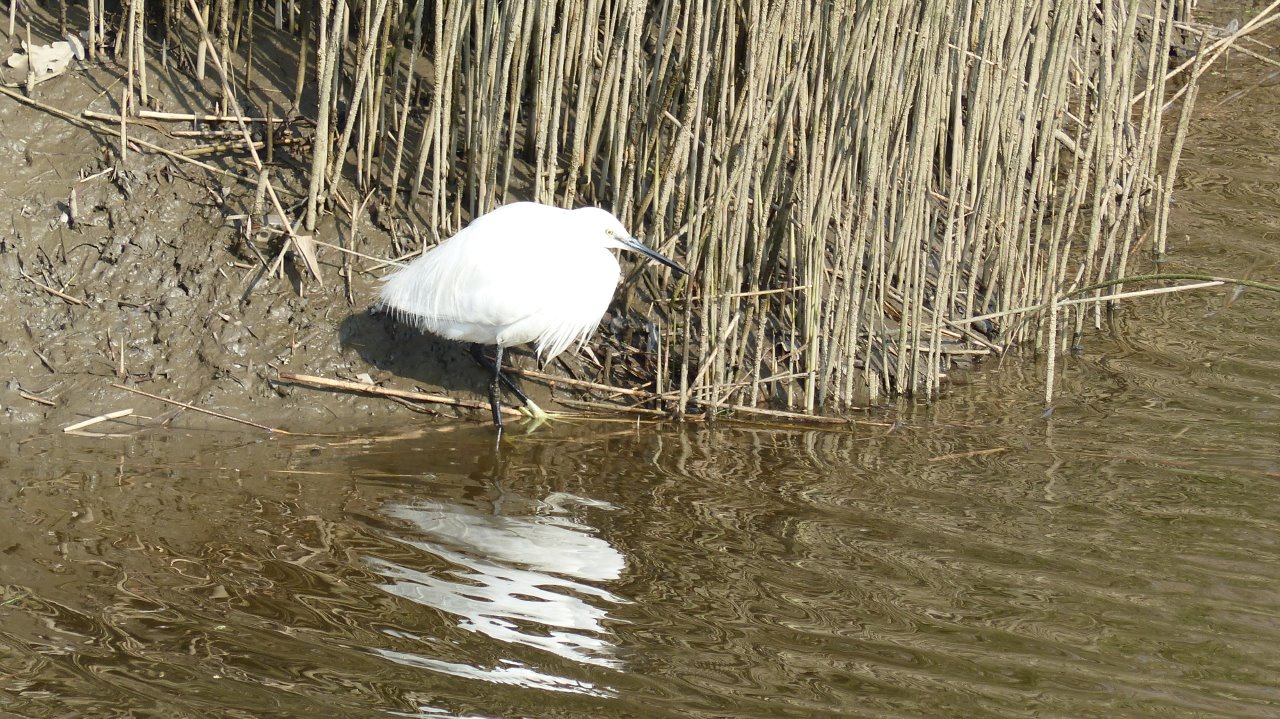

0,60,565,434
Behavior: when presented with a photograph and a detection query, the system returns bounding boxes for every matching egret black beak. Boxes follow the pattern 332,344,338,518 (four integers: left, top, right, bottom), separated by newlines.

623,236,687,275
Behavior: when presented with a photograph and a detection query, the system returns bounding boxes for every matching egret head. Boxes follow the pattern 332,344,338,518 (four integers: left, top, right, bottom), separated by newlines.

571,207,687,275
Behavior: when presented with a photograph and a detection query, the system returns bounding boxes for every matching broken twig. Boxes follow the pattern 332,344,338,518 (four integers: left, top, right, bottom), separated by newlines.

63,407,134,433
111,382,293,434
275,371,523,418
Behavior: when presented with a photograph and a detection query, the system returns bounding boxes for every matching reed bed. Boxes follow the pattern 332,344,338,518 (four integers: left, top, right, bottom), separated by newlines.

16,0,1277,415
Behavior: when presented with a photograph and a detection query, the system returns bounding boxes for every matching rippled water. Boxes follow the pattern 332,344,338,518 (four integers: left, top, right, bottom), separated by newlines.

4,377,1280,718
5,20,1280,719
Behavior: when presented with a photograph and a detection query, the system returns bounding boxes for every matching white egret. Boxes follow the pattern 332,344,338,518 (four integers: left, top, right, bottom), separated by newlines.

377,201,686,431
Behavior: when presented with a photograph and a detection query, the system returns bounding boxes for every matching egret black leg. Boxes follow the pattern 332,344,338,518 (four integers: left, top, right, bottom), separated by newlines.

469,343,536,409
490,344,504,430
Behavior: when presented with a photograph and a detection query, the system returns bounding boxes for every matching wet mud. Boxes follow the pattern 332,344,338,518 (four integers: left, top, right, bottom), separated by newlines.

0,57,561,435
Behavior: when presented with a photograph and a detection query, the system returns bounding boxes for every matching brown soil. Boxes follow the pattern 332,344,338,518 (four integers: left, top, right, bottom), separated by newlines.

0,23,552,435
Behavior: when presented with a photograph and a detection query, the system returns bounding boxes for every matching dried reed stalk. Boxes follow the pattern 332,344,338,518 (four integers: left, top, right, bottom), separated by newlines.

45,0,1277,417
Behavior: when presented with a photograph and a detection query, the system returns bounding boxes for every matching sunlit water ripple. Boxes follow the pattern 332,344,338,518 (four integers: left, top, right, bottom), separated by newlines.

6,368,1279,718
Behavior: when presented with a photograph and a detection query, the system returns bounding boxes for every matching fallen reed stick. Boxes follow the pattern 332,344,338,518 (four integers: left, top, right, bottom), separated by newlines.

361,249,420,274
702,403,862,425
308,238,395,266
8,92,285,186
171,128,252,138
556,395,874,426
553,397,672,417
19,269,84,305
546,371,866,425
1055,280,1224,307
112,382,293,434
65,429,136,439
139,109,291,123
928,447,1010,463
63,407,134,433
506,366,654,398
277,368,853,427
19,390,56,407
1070,273,1280,297
181,140,266,157
187,137,306,158
275,371,523,417
954,273,1280,326
531,362,800,405
82,109,174,135
510,365,850,427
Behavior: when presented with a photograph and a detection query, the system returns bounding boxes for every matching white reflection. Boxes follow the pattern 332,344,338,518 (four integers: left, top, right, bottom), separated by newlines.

373,647,612,698
369,494,626,673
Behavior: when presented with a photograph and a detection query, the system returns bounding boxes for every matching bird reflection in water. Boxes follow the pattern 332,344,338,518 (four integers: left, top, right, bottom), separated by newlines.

365,492,626,694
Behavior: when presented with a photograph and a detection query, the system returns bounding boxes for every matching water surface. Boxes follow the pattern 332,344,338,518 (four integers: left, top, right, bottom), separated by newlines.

3,318,1278,718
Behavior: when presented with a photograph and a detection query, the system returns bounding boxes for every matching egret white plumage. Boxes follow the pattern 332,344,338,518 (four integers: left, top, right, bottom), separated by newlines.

377,201,686,430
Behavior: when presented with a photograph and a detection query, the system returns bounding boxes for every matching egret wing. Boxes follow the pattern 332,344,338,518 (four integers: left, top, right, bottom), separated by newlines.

378,204,571,343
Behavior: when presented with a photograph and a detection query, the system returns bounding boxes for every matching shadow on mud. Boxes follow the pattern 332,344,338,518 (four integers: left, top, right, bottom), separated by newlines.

337,308,539,402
